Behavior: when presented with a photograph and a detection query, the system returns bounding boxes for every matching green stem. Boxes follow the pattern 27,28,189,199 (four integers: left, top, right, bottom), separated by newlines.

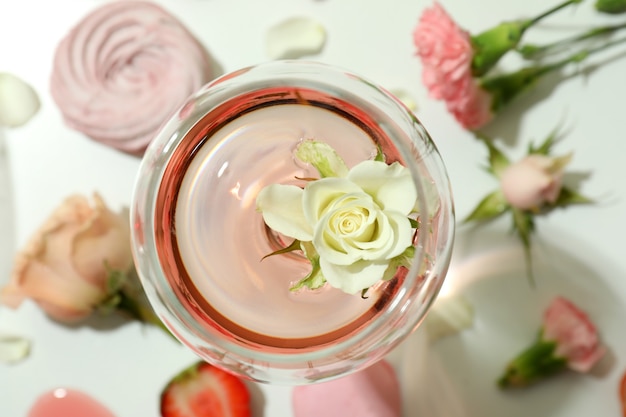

525,0,584,29
482,34,626,112
520,21,626,58
116,291,178,341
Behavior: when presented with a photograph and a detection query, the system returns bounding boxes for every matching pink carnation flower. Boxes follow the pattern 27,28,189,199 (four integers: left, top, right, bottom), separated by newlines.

543,296,606,373
50,1,215,155
413,3,493,129
499,296,606,388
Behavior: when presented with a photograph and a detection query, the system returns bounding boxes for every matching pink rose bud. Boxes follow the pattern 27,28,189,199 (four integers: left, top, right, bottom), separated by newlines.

0,194,133,322
499,296,606,388
50,1,215,155
500,154,570,210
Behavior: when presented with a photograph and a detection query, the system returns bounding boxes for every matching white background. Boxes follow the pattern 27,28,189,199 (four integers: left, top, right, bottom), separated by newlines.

1,0,626,416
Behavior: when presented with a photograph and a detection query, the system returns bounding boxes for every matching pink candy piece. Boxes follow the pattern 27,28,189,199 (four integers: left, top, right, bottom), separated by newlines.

50,1,214,155
293,360,402,417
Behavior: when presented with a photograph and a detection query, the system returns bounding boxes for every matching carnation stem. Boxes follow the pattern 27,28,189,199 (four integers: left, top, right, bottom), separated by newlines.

524,0,584,29
482,34,626,112
470,0,584,76
519,22,626,58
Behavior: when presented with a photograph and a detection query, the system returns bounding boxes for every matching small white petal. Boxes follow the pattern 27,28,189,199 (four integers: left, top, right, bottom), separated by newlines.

424,295,474,341
349,160,417,214
0,335,31,364
320,257,388,295
256,184,312,241
0,73,40,127
266,17,327,59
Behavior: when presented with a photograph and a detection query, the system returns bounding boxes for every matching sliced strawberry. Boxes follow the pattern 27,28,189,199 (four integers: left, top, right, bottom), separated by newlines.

160,361,251,417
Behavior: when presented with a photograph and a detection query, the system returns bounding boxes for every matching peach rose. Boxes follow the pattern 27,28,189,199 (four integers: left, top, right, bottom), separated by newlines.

500,154,568,210
50,1,215,155
0,194,132,322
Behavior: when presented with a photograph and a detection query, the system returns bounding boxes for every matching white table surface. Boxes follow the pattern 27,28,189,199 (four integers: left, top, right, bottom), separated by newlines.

2,1,626,416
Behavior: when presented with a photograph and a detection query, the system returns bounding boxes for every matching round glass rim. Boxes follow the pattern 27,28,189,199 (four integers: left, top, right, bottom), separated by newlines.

130,60,455,378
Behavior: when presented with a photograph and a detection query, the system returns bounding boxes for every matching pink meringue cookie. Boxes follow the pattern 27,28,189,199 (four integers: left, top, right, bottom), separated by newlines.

50,1,214,155
293,360,402,417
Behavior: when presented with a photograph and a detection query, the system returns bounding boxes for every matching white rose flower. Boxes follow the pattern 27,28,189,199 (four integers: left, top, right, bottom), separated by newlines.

257,159,417,294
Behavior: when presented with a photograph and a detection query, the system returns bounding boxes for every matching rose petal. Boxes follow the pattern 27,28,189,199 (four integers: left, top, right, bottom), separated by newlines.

302,177,363,225
0,73,40,127
320,257,388,294
348,161,416,214
0,335,31,364
256,184,312,241
266,16,327,59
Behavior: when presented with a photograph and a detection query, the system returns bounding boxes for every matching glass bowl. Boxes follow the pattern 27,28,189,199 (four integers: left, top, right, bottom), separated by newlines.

130,60,454,384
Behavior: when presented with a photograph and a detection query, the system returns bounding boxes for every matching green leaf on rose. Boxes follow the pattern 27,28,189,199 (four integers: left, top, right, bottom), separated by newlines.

290,242,327,291
476,134,510,177
261,239,302,260
295,139,349,178
463,190,510,223
528,128,560,156
382,246,415,282
553,186,594,207
372,143,384,162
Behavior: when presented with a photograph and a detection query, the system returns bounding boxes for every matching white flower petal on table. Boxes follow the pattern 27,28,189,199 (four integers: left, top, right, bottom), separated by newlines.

423,295,474,341
349,160,417,214
0,335,31,364
0,73,40,128
266,16,327,59
256,184,312,241
320,257,389,295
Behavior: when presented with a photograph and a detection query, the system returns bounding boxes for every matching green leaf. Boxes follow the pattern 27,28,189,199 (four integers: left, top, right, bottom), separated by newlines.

374,144,385,162
290,241,327,291
553,186,594,207
528,128,560,155
261,239,302,260
409,217,419,229
295,139,349,178
290,258,326,291
463,190,510,223
381,246,416,282
476,134,510,177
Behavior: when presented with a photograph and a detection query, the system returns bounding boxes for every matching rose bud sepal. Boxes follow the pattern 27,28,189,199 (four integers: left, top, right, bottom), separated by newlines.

498,334,567,388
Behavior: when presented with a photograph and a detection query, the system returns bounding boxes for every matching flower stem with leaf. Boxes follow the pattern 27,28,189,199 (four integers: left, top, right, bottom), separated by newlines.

519,22,626,59
482,34,626,113
471,0,584,76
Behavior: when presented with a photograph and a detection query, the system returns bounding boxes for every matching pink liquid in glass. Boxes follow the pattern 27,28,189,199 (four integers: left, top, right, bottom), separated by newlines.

154,87,416,351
